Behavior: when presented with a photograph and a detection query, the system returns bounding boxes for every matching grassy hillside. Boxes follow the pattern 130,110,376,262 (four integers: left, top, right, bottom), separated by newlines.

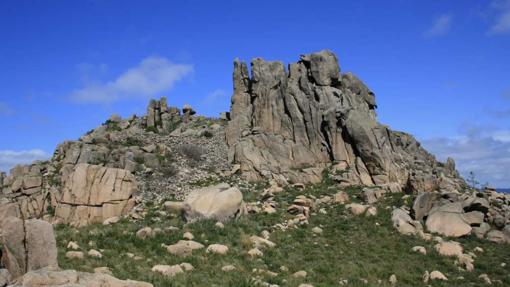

55,181,510,287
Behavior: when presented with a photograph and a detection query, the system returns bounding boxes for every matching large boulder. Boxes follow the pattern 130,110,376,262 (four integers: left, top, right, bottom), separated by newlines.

1,217,58,279
391,208,423,236
9,267,153,287
54,164,136,227
225,50,465,191
182,183,244,222
425,202,472,237
412,192,440,221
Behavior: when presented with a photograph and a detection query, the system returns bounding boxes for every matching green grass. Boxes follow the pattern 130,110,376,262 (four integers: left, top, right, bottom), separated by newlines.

55,183,510,287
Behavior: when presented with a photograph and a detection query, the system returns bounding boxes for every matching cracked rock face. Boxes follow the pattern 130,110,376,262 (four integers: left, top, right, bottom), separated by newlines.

1,217,58,279
54,163,137,227
226,50,464,192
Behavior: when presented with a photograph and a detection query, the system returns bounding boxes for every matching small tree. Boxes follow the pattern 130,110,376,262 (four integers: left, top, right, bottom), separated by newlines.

467,171,479,189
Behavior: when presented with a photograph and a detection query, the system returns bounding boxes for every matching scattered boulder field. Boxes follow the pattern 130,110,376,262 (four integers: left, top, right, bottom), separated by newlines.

0,50,509,286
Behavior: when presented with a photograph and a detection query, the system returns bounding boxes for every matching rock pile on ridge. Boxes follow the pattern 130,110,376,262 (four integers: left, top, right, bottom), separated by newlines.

0,97,230,227
392,187,510,242
226,50,465,193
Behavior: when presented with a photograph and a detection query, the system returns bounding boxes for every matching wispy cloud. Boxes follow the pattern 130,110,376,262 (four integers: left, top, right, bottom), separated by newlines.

488,0,510,34
0,149,49,172
70,57,193,104
0,102,14,116
422,124,510,187
202,89,227,105
424,14,452,37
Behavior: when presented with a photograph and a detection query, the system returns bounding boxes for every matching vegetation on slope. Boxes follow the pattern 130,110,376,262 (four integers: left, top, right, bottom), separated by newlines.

55,181,510,287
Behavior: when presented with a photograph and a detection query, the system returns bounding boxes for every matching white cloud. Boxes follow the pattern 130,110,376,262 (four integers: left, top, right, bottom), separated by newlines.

422,127,510,188
489,0,510,34
0,102,14,116
70,57,193,104
0,149,49,173
424,14,452,37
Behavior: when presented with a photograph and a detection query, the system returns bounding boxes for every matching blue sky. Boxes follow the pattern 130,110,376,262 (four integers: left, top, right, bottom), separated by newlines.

1,0,509,187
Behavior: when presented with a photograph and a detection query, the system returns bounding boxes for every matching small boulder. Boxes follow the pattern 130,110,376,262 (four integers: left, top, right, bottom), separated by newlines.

67,241,80,250
88,249,103,258
247,248,263,258
222,265,236,272
457,254,475,272
102,216,120,225
180,263,194,271
435,241,463,257
66,251,85,259
479,273,492,285
152,265,184,278
136,227,154,239
345,203,368,216
429,270,448,281
292,270,307,278
333,191,349,204
165,240,204,257
312,227,323,235
389,274,397,286
411,246,427,255
366,206,377,217
487,230,509,244
250,235,276,249
206,244,229,255
183,232,194,240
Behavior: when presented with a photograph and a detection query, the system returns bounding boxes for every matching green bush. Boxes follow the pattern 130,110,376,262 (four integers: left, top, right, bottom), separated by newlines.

104,119,121,132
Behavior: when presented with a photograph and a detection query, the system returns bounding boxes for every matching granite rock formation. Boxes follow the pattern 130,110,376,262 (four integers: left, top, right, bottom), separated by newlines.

53,164,137,227
0,97,229,228
392,187,510,242
226,50,465,192
1,217,58,279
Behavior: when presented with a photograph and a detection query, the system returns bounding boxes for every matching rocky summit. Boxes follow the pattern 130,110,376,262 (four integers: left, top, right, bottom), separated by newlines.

226,50,463,193
0,51,509,287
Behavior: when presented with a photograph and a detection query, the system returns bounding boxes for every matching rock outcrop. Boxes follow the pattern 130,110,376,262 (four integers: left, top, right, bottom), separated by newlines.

145,97,181,132
393,187,510,242
54,164,137,227
0,162,54,230
226,50,464,192
1,217,58,279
